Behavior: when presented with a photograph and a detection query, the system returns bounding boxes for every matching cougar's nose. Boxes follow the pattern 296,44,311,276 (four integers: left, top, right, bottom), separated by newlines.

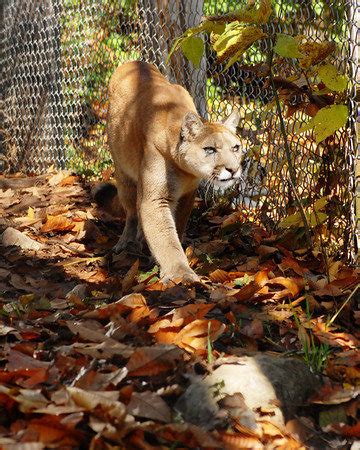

226,167,235,175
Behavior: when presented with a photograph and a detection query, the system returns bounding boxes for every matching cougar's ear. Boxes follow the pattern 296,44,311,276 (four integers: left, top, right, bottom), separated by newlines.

180,112,204,141
222,110,240,133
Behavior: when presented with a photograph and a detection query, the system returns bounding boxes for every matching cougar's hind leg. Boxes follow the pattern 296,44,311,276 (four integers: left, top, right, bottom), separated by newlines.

113,172,140,253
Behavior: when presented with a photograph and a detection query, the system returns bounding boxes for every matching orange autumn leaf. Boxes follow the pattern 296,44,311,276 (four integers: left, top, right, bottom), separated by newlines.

148,303,215,333
313,323,359,350
91,293,154,322
27,416,82,446
59,175,79,186
219,431,263,449
330,421,360,438
128,306,154,323
266,276,303,297
174,319,225,352
230,270,269,302
153,329,179,345
40,215,75,232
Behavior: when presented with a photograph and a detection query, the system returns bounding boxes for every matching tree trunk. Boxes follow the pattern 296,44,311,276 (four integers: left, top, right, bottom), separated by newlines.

139,0,207,118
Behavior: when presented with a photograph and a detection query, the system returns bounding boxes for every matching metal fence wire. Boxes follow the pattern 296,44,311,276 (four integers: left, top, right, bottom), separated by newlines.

1,0,358,259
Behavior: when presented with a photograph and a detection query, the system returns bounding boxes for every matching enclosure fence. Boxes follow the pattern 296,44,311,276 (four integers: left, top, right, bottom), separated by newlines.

1,0,358,260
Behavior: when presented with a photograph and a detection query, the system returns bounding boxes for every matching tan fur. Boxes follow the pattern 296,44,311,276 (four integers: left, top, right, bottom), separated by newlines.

107,61,243,283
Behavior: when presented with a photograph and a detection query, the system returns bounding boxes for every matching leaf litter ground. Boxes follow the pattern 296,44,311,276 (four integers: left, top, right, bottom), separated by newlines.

0,172,358,449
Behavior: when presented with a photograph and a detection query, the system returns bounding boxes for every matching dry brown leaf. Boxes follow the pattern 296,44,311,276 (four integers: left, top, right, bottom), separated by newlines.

209,268,232,283
127,391,172,423
126,345,183,376
229,270,269,302
86,293,155,323
122,259,140,292
278,256,307,276
298,41,335,68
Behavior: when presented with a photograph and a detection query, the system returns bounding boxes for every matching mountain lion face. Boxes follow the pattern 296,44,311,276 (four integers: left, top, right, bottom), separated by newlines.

177,112,243,189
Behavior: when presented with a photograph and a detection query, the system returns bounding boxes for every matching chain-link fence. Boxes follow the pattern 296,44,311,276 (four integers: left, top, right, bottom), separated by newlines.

1,0,358,259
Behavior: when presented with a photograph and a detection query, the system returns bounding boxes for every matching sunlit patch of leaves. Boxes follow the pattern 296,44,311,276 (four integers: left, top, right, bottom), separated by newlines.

0,171,358,448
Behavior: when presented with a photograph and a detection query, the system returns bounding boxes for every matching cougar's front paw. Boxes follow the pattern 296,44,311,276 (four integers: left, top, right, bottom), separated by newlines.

161,266,200,286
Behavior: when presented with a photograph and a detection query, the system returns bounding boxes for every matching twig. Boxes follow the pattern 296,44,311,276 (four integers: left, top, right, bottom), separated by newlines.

267,47,312,248
327,284,359,326
314,210,330,283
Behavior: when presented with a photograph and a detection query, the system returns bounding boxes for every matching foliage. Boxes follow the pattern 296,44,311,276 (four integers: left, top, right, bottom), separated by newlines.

169,0,351,252
61,0,139,177
0,172,359,447
170,0,349,143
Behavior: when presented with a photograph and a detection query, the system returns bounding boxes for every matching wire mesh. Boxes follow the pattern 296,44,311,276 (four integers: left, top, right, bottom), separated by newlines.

1,0,358,259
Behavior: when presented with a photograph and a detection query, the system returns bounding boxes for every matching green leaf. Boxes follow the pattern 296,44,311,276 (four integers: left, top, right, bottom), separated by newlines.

318,63,349,92
319,407,348,428
167,20,223,65
234,273,253,287
307,211,328,228
180,36,204,68
278,212,302,229
202,21,226,35
313,197,328,211
274,34,304,58
299,104,348,143
167,25,202,64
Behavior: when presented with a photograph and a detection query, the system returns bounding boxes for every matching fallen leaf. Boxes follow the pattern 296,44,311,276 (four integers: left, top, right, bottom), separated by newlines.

174,319,225,352
126,345,183,376
41,215,75,233
127,391,172,422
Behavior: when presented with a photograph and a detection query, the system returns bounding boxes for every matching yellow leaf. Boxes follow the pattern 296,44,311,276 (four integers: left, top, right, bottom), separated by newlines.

299,104,348,143
318,63,349,92
202,20,226,35
167,20,224,64
19,293,36,305
206,0,272,25
212,23,266,68
27,207,35,219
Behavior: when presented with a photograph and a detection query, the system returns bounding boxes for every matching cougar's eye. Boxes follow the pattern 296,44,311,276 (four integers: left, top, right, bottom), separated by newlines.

204,146,217,155
233,144,240,152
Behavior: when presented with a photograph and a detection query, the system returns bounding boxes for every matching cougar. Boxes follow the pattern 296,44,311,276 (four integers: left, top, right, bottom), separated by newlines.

105,61,243,283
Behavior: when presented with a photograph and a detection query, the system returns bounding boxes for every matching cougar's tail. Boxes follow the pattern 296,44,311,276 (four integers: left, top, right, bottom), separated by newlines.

92,182,123,216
